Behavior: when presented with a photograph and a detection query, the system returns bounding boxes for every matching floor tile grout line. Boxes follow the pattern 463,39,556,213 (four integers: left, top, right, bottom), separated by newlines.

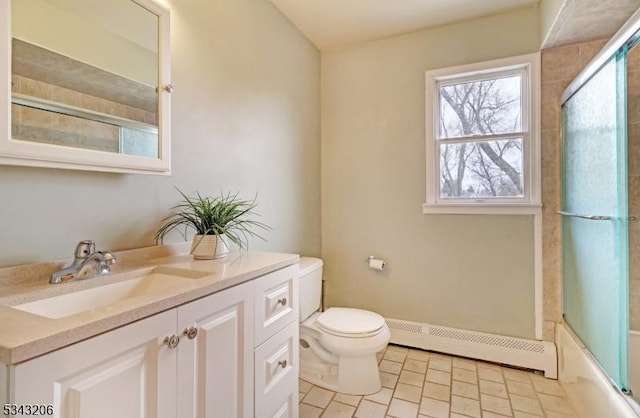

503,372,544,417
529,372,561,416
301,344,579,418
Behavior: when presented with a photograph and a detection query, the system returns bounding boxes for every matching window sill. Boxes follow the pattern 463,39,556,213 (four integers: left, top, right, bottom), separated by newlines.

422,202,542,215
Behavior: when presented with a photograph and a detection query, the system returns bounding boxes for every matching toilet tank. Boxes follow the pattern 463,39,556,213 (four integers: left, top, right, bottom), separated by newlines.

298,257,323,321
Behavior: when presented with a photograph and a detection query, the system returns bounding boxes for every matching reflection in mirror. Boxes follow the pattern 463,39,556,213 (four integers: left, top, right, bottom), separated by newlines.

10,0,160,158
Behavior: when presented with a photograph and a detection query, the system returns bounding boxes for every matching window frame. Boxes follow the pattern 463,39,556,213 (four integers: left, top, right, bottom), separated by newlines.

423,53,541,215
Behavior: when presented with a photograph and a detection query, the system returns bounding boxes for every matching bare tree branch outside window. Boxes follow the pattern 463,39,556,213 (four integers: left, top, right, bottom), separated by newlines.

437,75,524,199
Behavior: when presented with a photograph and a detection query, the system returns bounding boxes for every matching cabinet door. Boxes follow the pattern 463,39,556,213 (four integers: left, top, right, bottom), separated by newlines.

11,310,178,418
177,281,254,418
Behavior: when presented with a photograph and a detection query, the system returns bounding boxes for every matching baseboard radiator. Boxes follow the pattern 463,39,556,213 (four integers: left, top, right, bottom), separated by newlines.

385,318,557,379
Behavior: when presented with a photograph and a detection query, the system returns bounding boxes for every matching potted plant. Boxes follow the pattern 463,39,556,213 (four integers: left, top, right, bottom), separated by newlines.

155,189,269,259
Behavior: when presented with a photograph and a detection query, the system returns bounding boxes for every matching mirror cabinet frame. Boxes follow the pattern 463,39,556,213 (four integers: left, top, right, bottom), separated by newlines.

0,0,171,175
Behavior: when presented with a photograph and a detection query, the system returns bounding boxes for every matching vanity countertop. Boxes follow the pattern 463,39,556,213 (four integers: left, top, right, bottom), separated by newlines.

0,248,299,365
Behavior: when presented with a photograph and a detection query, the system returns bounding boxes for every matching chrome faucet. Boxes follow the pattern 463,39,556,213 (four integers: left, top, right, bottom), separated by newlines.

50,240,117,284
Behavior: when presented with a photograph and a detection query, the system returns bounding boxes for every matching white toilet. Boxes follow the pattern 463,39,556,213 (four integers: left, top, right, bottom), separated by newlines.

298,257,390,395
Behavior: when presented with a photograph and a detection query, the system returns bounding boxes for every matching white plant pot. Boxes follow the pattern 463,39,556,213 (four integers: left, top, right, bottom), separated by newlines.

190,234,230,260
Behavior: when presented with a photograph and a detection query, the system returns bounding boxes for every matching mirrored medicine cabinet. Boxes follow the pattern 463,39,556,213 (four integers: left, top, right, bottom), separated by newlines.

0,0,171,174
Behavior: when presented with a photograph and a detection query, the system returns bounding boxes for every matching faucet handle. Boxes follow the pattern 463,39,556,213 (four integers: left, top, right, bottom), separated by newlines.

98,252,116,275
74,240,96,259
97,251,117,265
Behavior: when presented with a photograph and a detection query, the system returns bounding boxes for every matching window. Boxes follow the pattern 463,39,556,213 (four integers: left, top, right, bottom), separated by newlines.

424,53,541,215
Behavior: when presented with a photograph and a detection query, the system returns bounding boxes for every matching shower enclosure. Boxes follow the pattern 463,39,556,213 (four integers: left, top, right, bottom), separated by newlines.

560,13,640,406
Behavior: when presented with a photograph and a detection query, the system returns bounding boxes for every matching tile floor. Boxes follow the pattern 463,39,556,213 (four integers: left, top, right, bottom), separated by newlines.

299,344,578,418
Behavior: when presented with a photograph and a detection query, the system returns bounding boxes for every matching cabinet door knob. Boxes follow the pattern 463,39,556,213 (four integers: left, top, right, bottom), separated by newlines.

183,326,199,340
163,84,174,93
163,334,180,349
277,360,287,369
277,297,287,306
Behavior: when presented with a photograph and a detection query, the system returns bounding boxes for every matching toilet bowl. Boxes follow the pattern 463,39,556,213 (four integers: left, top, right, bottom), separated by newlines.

298,257,390,395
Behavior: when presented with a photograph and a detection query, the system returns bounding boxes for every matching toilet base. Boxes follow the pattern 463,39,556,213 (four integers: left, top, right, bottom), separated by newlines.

337,354,383,395
300,349,383,395
299,312,390,395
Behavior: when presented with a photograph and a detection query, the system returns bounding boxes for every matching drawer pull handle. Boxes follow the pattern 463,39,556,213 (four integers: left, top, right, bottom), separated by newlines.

277,360,288,369
183,327,198,339
163,335,180,349
277,297,287,306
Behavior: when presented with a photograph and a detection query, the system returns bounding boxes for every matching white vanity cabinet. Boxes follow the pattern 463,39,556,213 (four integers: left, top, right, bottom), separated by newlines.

11,309,179,418
5,263,298,418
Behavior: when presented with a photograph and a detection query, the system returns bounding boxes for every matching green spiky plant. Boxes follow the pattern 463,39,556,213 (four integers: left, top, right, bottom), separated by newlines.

154,188,269,251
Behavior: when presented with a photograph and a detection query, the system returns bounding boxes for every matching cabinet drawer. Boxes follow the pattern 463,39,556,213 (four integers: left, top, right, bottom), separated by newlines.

256,378,298,418
254,264,298,345
254,321,299,413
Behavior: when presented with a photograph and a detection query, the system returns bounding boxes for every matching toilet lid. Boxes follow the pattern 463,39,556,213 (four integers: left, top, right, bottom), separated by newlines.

317,307,385,335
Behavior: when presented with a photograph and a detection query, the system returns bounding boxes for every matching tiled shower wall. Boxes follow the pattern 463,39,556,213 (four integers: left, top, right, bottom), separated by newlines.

11,74,156,153
540,39,608,340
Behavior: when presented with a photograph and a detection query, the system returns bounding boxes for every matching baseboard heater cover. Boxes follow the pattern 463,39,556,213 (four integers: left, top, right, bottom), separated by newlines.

385,318,557,379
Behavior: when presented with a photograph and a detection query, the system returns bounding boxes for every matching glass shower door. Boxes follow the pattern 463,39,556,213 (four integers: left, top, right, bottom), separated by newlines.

561,52,630,390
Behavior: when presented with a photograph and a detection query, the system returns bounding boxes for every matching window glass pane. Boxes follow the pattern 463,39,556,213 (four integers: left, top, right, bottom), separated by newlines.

439,138,523,198
438,75,522,138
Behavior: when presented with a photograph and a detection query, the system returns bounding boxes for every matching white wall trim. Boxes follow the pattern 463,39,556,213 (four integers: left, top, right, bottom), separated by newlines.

534,213,543,340
422,203,542,215
386,317,556,378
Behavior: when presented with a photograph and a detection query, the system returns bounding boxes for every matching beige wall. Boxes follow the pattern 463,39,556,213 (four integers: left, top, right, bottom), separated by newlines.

539,39,608,340
0,0,321,267
321,7,541,339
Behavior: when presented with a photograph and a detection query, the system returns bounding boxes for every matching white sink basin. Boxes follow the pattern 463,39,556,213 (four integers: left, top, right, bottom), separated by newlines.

13,267,210,319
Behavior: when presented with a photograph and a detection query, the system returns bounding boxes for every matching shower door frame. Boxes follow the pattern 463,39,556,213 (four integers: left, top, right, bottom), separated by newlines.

560,8,640,397
560,51,630,392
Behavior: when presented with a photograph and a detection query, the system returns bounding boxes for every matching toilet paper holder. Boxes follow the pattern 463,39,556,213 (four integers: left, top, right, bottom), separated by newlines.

365,255,386,268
